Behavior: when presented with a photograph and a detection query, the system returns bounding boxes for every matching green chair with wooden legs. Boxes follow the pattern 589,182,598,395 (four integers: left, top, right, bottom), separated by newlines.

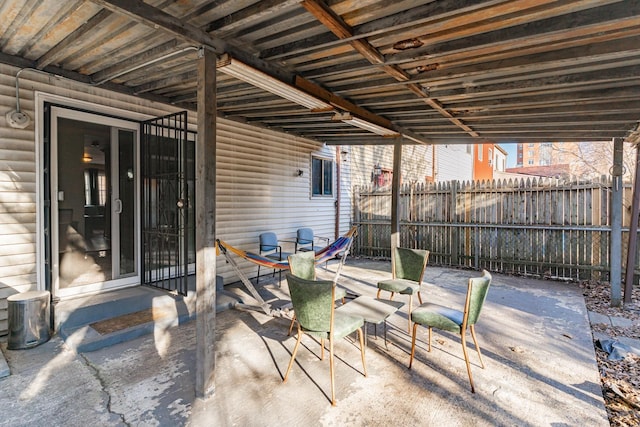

283,273,367,406
409,270,492,393
287,251,348,336
377,247,430,333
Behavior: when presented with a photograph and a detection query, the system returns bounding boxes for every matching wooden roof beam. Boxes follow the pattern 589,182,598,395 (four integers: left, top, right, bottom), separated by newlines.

301,0,478,138
91,0,412,144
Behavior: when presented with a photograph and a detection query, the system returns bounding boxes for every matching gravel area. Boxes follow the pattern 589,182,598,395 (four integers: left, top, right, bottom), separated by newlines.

581,281,640,427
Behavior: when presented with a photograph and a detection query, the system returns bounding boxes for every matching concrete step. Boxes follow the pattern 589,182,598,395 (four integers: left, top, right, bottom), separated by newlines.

59,291,240,353
55,276,242,353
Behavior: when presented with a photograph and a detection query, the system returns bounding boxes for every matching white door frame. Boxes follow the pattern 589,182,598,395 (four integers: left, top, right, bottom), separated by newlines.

41,102,143,299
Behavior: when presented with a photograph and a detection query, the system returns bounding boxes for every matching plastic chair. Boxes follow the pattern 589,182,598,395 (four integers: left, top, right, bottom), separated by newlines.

287,251,348,335
377,247,430,333
295,227,330,253
258,232,292,284
283,273,367,406
409,270,492,393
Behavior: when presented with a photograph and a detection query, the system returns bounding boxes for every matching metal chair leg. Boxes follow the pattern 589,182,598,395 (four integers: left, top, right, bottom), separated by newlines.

469,324,485,368
283,326,303,383
460,331,476,393
357,327,367,377
409,322,419,369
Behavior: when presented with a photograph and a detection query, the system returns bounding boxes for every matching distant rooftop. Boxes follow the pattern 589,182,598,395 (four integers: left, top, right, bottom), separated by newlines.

505,164,571,178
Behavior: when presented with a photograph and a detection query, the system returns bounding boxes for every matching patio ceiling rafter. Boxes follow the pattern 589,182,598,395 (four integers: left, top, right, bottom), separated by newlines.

89,0,425,145
300,0,479,139
2,0,640,144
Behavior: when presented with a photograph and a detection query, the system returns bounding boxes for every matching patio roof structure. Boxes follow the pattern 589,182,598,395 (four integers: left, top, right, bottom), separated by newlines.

1,0,640,145
2,0,639,399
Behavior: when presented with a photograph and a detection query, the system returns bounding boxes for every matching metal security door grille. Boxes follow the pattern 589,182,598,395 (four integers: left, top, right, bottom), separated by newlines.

142,112,189,295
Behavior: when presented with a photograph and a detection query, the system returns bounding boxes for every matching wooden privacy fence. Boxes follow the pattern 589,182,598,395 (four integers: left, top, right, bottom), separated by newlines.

353,177,636,282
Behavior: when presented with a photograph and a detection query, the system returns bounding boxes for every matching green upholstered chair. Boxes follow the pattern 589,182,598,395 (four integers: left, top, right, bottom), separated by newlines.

409,270,492,393
283,273,367,406
377,247,430,333
287,252,348,335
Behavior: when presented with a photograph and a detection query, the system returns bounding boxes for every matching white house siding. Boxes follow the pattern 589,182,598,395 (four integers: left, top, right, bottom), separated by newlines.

348,144,433,188
336,146,352,236
214,123,338,280
436,144,474,182
348,143,434,189
494,147,507,172
0,64,342,335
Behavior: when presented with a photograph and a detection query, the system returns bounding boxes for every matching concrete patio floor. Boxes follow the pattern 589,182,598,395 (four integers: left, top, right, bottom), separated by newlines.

0,259,608,426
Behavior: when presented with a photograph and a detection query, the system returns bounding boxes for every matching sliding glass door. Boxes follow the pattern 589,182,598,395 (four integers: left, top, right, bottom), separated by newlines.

50,107,140,297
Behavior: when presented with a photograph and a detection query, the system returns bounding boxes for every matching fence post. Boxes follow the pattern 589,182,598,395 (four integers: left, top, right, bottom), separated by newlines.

610,137,623,307
451,182,459,265
475,224,479,269
624,141,640,305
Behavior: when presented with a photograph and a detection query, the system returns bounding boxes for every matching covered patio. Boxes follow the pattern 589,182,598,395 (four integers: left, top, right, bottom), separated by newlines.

1,0,639,405
1,259,608,426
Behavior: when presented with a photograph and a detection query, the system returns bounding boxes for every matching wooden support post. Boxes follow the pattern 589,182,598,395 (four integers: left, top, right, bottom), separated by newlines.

391,139,402,251
610,137,623,307
195,47,217,398
624,140,640,305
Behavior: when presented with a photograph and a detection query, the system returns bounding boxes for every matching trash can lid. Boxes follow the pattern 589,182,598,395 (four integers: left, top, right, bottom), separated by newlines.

7,290,50,302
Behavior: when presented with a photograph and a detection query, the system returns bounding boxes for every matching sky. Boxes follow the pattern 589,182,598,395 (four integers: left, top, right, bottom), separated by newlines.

498,143,518,168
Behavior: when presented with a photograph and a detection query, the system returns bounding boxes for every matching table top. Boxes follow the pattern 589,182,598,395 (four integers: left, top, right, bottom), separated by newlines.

336,295,404,324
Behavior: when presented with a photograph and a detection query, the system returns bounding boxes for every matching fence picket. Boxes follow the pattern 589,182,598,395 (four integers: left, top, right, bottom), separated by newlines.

353,177,634,282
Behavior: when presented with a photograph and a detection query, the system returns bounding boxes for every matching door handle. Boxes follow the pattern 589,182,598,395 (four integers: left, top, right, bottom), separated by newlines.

114,199,122,214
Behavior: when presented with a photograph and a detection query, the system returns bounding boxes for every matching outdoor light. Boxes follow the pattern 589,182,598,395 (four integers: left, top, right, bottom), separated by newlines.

374,163,382,176
332,112,399,137
217,54,333,111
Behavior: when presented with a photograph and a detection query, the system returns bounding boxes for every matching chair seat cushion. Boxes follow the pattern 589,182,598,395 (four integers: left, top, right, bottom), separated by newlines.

377,278,420,295
333,312,364,340
298,246,324,252
303,312,364,340
335,286,348,301
265,252,293,261
411,303,463,333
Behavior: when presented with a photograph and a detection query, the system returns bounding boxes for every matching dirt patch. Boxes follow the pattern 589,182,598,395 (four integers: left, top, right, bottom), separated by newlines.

581,281,640,427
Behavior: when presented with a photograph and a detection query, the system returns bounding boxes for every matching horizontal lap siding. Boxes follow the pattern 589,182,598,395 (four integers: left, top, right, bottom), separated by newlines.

215,122,335,280
0,63,341,334
0,64,187,335
0,66,39,334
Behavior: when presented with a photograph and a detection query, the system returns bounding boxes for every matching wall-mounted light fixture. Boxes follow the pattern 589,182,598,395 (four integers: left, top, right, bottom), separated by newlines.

332,112,399,137
217,54,333,111
296,169,304,177
82,153,93,163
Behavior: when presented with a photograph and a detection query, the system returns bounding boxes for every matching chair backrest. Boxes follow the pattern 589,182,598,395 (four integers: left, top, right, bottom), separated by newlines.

393,247,430,282
288,251,316,280
296,227,314,245
286,274,333,333
464,270,492,326
260,232,278,252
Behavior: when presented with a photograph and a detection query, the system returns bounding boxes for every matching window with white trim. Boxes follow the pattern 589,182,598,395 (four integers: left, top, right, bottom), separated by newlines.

312,156,333,197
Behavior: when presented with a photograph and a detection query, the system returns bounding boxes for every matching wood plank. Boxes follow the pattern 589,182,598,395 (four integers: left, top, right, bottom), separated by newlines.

195,47,217,399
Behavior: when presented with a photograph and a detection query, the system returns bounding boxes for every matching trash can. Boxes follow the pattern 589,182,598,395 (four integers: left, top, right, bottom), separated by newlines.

7,290,51,350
